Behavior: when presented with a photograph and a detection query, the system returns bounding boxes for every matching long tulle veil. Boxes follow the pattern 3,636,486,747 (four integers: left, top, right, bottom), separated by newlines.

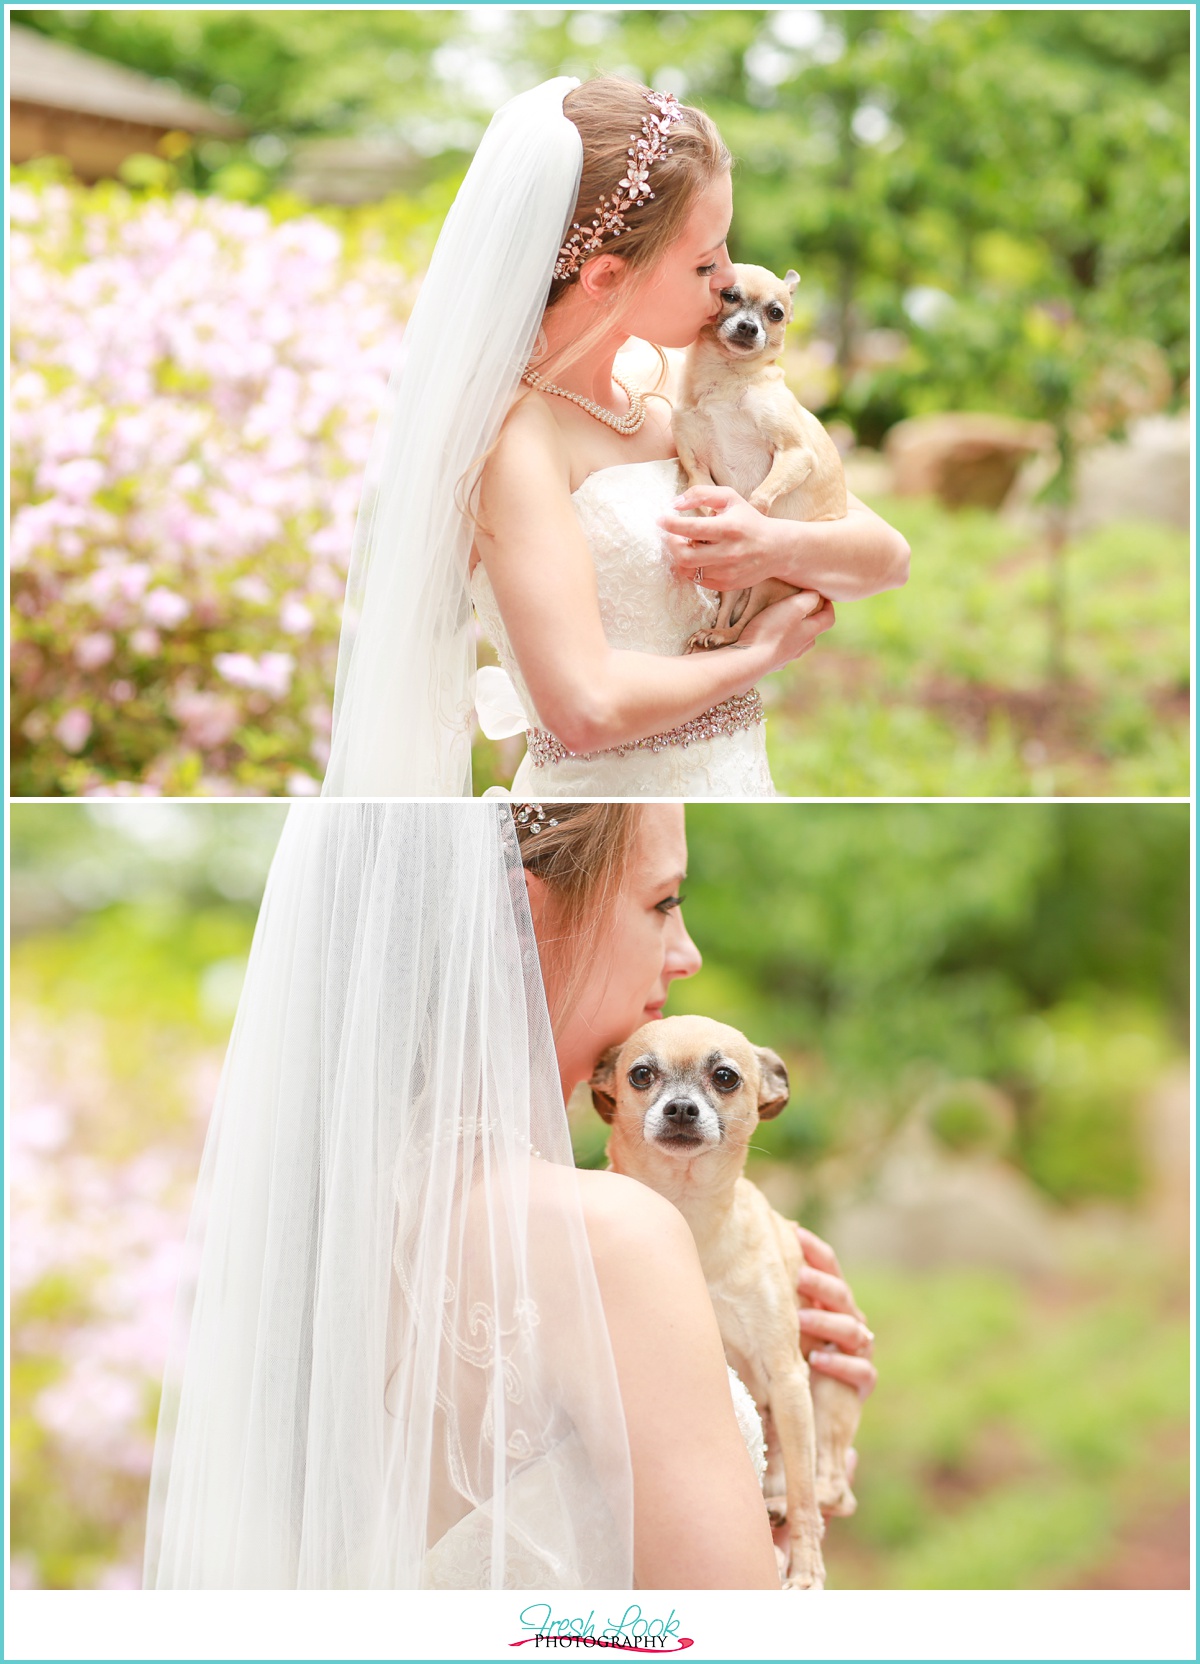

144,801,633,1587
321,79,583,797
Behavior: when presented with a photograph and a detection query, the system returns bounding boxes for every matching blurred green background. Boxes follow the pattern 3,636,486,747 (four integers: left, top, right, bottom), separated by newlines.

10,801,1190,1589
12,7,1191,795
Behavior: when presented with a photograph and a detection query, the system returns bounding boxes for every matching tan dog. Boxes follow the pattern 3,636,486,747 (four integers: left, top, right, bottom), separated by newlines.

672,264,847,652
591,1014,861,1591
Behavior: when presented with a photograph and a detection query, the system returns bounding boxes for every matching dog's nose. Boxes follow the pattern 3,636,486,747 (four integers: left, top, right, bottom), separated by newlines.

661,1097,701,1123
734,318,761,339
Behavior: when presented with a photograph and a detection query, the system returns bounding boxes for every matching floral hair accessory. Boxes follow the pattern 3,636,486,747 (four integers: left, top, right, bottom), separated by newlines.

553,90,685,282
512,802,559,835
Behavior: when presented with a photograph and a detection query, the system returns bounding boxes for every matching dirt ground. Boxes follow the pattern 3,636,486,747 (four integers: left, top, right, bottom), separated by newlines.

1073,1495,1192,1589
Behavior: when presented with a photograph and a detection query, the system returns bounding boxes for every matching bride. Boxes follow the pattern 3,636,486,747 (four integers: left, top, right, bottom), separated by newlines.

321,77,909,799
144,801,875,1588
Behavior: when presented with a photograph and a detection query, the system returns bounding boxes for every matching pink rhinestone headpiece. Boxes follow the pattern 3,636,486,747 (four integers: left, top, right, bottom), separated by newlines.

553,90,686,282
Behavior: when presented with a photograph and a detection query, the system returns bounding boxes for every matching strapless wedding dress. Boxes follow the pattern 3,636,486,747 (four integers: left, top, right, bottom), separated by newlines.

470,458,776,798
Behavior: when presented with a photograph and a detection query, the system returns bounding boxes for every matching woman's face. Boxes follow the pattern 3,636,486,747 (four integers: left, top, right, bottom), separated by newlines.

538,805,703,1094
622,169,737,350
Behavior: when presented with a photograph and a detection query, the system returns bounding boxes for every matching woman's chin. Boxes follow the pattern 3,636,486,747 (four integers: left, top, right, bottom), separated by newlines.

639,324,707,352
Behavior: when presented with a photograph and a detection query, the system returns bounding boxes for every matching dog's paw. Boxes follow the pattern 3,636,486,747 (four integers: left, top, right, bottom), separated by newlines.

782,1560,826,1592
816,1475,858,1519
685,628,742,653
748,490,775,516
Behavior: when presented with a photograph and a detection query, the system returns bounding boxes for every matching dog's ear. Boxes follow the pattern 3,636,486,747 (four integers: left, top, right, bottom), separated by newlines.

755,1047,790,1119
784,269,800,294
589,1045,621,1123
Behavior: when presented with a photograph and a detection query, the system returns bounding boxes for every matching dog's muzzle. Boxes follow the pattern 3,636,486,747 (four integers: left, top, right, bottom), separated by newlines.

645,1092,721,1149
719,312,766,352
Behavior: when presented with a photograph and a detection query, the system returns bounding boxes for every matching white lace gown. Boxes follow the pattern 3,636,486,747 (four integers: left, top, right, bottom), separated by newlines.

470,457,777,799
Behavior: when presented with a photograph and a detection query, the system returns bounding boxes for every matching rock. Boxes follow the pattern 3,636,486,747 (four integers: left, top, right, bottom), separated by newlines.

1077,338,1175,444
1141,1065,1191,1253
823,1112,1062,1275
842,447,893,502
1069,414,1191,533
886,413,1055,511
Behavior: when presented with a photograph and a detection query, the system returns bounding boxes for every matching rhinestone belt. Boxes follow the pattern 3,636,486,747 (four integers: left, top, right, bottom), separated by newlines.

526,689,765,768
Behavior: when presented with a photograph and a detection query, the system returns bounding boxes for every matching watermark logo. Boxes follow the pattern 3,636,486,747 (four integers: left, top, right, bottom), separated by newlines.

509,1604,694,1653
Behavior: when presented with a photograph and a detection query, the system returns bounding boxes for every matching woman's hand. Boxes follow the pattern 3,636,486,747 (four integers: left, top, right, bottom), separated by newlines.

659,484,784,590
791,1224,874,1524
736,590,836,673
659,483,911,604
793,1224,876,1400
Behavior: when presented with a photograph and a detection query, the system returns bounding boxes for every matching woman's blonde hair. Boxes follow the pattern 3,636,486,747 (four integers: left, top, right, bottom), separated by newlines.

534,77,732,386
514,802,641,1032
459,79,731,525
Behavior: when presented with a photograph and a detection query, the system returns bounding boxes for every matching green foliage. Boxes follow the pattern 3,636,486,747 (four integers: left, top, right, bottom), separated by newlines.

927,1085,1009,1157
832,1262,1189,1588
1013,1001,1171,1204
671,802,1188,1203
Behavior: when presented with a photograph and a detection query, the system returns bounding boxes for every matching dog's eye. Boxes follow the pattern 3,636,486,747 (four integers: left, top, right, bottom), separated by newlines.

712,1067,741,1092
628,1065,656,1089
719,289,739,305
767,305,785,322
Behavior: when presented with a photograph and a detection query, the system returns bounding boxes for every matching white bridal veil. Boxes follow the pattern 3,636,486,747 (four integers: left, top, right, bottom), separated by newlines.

322,78,584,797
144,802,633,1588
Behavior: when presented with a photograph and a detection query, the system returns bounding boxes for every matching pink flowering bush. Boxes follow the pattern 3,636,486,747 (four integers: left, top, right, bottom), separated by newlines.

11,175,413,795
10,1015,216,1588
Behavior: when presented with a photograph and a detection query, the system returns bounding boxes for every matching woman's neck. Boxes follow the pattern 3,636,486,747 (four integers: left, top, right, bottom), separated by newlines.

538,294,631,404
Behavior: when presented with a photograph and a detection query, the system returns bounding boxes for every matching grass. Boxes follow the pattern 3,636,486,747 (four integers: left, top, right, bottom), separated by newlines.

825,1254,1190,1588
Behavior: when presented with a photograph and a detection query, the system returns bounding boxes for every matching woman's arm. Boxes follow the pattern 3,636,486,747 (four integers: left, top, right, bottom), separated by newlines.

658,484,911,604
475,400,834,755
577,1169,781,1589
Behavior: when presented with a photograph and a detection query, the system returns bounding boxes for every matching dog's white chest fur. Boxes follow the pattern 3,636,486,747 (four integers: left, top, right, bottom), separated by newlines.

682,380,776,501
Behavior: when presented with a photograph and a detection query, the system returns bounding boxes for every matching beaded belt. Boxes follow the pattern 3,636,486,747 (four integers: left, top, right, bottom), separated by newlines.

526,689,765,768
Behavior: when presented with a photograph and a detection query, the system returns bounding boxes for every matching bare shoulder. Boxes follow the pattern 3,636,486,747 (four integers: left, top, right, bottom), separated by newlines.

574,1167,695,1248
485,389,573,498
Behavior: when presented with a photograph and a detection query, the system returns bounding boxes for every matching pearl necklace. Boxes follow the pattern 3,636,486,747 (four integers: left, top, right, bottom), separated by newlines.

521,368,647,435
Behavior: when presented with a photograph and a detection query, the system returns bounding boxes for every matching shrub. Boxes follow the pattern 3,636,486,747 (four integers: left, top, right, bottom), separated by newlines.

10,175,409,794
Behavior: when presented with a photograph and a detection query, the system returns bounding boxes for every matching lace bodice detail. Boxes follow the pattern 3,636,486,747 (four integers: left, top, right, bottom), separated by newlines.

471,458,718,688
471,458,775,798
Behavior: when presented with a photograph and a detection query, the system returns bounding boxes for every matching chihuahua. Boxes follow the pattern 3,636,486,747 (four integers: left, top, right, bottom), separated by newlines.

591,1014,861,1591
672,264,847,652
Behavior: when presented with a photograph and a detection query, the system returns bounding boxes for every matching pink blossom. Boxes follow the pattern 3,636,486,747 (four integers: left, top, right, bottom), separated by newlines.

214,650,294,700
11,177,406,792
75,631,115,671
231,575,272,605
86,562,151,607
171,689,241,750
46,456,106,503
143,588,191,630
54,708,93,753
280,596,313,635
